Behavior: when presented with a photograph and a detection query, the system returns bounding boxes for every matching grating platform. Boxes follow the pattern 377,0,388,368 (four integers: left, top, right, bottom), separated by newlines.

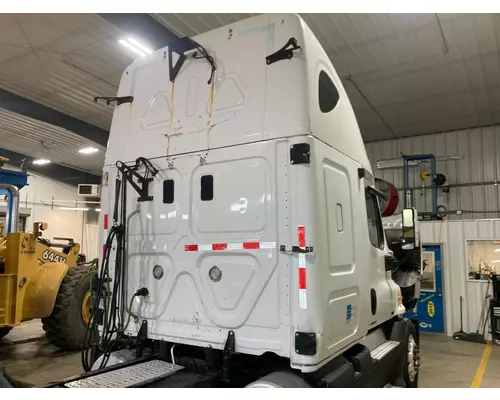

370,340,400,361
65,360,184,388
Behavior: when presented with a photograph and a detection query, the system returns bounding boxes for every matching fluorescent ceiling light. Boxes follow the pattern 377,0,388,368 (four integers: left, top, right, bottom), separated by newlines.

491,260,500,263
95,208,101,212
127,37,153,55
60,207,89,211
79,147,99,155
118,38,152,58
33,159,51,165
495,249,500,252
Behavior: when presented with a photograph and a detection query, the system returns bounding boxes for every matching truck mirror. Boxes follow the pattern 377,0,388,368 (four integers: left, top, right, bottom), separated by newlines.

401,208,416,249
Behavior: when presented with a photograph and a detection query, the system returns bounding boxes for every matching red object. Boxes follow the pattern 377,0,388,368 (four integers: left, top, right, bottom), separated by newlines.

298,225,306,248
102,244,106,260
375,179,399,217
185,244,198,252
299,268,306,289
103,214,108,230
382,181,399,217
243,242,260,249
212,243,228,251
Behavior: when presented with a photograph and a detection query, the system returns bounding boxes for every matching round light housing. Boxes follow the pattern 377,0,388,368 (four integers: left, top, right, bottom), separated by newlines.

153,265,164,280
209,266,222,282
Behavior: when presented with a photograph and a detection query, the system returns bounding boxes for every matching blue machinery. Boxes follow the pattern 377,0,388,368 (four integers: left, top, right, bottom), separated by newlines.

0,169,28,233
403,154,438,217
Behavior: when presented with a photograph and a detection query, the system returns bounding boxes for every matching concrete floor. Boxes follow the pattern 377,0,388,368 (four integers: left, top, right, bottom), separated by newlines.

1,320,499,388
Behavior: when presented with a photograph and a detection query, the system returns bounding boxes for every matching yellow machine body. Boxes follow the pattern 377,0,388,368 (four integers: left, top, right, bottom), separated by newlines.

0,223,77,327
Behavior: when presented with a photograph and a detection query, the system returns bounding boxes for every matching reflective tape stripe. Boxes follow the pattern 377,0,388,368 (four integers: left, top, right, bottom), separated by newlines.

299,267,306,289
299,289,307,310
298,252,307,309
243,242,260,250
298,225,305,248
104,214,108,230
185,242,276,251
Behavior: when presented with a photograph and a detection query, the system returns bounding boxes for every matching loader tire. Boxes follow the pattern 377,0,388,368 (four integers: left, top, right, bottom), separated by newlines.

0,327,12,341
42,264,98,350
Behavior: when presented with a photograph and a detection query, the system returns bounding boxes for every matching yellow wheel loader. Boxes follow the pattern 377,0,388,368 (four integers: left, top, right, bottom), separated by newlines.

0,220,97,349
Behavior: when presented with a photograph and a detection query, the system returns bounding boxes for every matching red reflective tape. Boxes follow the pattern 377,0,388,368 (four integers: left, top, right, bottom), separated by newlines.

243,242,260,249
298,225,305,248
212,243,228,251
102,244,107,260
185,244,198,252
299,268,306,289
104,214,108,230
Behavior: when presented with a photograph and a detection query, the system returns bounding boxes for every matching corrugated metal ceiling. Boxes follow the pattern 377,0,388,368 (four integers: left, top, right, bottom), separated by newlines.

0,13,130,131
0,108,106,175
1,13,500,176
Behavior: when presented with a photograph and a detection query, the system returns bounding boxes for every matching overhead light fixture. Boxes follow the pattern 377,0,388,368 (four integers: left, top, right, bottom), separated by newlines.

127,37,153,55
33,159,51,165
60,207,89,211
118,38,153,58
95,208,101,212
79,147,99,155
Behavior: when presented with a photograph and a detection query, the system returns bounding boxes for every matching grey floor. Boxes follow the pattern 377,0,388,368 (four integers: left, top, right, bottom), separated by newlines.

1,320,499,388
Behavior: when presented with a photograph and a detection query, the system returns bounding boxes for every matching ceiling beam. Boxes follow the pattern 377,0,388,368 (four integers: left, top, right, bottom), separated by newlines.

0,148,101,186
0,89,109,147
99,13,179,50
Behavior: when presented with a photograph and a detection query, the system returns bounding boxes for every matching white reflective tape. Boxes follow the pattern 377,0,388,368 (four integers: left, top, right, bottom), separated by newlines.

198,244,212,251
299,253,306,269
227,243,244,250
299,289,307,310
259,241,276,249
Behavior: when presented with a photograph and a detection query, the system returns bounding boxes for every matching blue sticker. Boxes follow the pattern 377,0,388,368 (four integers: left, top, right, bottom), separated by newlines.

346,304,352,320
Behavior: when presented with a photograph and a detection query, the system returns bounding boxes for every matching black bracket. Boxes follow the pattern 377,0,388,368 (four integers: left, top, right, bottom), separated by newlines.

295,332,317,356
266,37,301,65
169,37,200,82
223,330,235,356
94,96,134,106
221,330,235,384
290,143,310,165
135,320,148,358
168,36,216,85
116,157,158,202
280,245,314,253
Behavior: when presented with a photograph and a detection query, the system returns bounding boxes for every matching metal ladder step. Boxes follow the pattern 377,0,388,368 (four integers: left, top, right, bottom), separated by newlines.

370,340,400,361
65,360,184,388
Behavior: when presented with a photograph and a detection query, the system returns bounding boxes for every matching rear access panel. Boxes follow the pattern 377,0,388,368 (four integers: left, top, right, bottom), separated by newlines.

124,139,291,357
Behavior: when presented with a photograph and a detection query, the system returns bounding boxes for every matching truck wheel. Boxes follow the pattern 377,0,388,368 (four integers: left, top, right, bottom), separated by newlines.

245,372,311,388
0,327,12,340
402,322,420,388
42,264,98,350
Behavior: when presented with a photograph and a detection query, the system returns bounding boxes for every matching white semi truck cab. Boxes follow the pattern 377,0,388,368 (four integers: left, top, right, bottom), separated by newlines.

54,14,422,388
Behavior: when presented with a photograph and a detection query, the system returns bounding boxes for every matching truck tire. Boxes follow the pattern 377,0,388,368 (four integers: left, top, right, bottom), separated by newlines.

0,327,12,340
401,321,420,388
41,264,98,350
